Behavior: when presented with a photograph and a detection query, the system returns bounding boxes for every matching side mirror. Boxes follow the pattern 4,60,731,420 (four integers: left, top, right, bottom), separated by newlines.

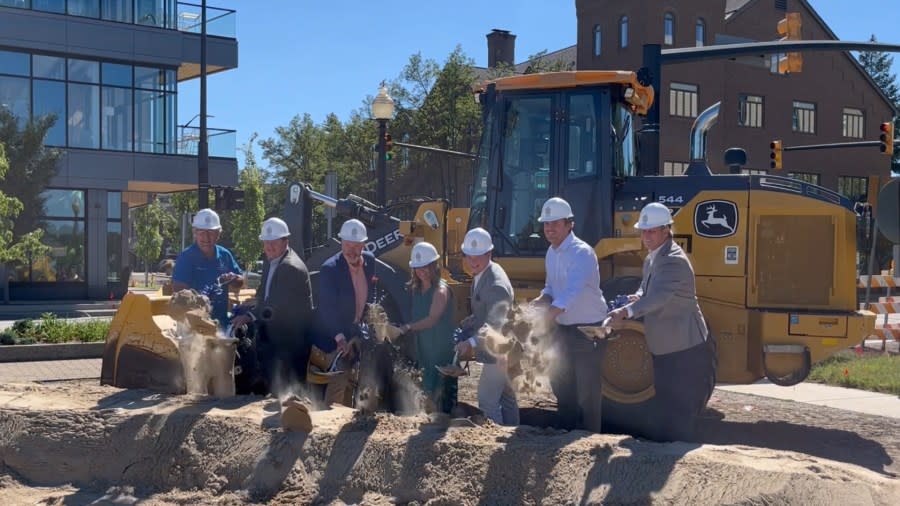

423,210,440,230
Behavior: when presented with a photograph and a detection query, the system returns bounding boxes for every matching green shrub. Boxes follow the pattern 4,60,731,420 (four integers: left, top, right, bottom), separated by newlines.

0,315,110,345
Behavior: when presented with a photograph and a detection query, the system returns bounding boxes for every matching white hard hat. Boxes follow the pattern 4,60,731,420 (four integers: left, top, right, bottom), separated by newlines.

461,228,493,256
634,202,674,229
338,219,368,242
409,242,441,268
537,197,574,223
259,217,290,241
192,208,221,230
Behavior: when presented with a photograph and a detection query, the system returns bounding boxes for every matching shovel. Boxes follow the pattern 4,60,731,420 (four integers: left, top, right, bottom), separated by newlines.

578,317,619,341
436,349,468,377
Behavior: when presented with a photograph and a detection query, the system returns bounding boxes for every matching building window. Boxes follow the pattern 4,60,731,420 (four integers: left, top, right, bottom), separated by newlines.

792,101,816,134
619,16,628,48
838,176,868,201
102,0,134,23
12,189,86,282
742,168,769,175
664,13,675,46
663,161,689,175
593,25,602,56
669,82,698,118
0,49,178,153
68,0,100,18
738,94,764,128
788,172,820,185
842,107,864,138
695,18,705,47
107,191,122,282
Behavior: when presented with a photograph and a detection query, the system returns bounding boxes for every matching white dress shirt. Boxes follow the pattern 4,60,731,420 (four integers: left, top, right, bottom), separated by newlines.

540,232,607,325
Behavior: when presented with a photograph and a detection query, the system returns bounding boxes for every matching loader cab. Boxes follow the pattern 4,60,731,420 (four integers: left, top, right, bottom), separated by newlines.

469,73,645,267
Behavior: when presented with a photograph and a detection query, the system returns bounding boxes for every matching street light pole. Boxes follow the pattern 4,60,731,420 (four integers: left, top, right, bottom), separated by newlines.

371,84,394,206
376,118,387,205
198,0,209,208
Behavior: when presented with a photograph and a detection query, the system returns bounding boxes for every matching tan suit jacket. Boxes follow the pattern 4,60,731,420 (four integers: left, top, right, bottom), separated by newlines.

627,238,708,355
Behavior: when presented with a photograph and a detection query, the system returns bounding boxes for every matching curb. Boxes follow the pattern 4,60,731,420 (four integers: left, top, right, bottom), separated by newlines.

0,342,105,363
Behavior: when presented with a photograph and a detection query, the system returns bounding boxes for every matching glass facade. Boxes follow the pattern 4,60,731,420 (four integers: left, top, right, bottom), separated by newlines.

0,48,177,153
12,190,86,283
0,1,235,37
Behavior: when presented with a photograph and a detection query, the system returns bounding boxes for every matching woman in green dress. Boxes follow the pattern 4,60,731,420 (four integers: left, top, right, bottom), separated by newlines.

399,242,457,414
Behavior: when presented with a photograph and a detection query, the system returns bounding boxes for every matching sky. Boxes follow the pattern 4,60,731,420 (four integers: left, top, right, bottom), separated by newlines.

178,1,900,164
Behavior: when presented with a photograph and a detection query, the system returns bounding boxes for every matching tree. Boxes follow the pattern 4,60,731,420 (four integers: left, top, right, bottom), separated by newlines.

132,198,170,286
228,134,266,270
859,35,900,174
0,110,61,239
8,230,51,283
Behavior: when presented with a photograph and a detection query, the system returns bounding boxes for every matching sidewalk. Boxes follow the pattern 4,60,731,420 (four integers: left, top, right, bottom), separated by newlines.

717,380,900,419
0,358,102,382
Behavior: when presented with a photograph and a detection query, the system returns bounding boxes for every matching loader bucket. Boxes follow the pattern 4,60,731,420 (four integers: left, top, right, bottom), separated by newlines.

100,292,185,394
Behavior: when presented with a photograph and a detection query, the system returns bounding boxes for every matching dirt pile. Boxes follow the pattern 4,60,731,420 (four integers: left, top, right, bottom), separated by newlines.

0,381,898,505
164,289,238,396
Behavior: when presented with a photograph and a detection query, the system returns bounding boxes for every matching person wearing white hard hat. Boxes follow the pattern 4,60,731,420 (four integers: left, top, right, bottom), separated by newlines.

606,202,714,442
231,217,314,393
453,227,519,425
530,197,607,432
313,218,379,407
399,241,458,415
172,208,243,328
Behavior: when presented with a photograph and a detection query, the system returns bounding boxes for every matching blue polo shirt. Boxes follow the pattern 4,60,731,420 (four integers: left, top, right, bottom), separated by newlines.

172,243,242,327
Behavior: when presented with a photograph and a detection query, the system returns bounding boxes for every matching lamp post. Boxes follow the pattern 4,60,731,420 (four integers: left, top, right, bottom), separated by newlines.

198,0,209,208
371,84,394,206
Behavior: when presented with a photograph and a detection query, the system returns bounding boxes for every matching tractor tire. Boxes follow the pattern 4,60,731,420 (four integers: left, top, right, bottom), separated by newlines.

763,346,811,386
595,274,718,439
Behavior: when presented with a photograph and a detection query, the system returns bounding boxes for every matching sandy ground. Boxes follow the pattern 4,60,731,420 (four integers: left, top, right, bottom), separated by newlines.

1,367,899,506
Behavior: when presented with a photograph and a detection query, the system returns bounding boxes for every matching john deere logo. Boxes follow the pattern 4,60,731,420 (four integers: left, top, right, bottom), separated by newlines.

265,225,272,235
350,228,358,238
470,239,478,249
205,216,212,225
415,252,421,262
694,200,738,238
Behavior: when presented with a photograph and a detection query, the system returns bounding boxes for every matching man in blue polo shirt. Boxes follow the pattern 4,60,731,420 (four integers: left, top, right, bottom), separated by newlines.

172,208,243,328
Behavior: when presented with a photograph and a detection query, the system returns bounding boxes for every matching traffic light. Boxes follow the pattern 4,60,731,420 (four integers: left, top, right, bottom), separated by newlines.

212,187,245,211
880,122,894,156
384,133,394,161
776,12,803,74
769,140,783,170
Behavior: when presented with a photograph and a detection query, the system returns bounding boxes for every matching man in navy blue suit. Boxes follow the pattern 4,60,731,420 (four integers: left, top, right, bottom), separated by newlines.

313,219,378,407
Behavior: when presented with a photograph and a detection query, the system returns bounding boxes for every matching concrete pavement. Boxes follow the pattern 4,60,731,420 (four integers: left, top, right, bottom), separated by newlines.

717,380,900,419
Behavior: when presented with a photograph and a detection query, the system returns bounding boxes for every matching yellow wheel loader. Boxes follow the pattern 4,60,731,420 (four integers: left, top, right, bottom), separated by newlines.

102,70,875,436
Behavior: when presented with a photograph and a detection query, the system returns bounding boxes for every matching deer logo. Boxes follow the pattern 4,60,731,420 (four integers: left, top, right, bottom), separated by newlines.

694,200,738,238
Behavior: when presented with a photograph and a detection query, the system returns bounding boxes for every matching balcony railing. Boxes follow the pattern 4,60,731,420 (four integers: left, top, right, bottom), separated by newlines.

177,2,235,38
0,1,235,38
177,126,236,158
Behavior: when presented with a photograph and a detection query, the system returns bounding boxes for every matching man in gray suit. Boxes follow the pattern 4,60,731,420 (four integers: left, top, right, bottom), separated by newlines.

232,217,315,392
454,228,519,425
607,202,716,441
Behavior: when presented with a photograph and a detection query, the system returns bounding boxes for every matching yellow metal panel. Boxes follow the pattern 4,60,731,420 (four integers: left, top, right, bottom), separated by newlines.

757,310,872,365
675,191,749,279
696,276,746,307
747,191,857,311
595,237,642,260
789,314,847,337
495,257,545,283
699,299,759,383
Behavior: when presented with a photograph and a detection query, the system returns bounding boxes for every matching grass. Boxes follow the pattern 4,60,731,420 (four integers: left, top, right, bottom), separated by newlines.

0,313,110,345
808,349,900,395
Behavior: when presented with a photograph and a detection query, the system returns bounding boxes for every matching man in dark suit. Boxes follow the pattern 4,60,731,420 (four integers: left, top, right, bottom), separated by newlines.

313,219,385,407
455,228,519,425
607,202,716,441
231,217,314,392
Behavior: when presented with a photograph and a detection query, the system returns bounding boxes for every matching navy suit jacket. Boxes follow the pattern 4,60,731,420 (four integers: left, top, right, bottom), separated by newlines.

314,250,377,352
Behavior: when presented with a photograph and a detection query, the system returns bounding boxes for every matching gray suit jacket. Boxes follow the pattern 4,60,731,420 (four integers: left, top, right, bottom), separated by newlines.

253,247,314,345
468,262,514,362
627,238,708,356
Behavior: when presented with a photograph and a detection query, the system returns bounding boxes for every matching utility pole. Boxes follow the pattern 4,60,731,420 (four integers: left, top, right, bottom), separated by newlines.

198,0,209,208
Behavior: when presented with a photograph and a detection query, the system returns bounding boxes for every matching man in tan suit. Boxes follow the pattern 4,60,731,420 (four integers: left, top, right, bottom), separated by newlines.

455,228,519,425
607,202,716,442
